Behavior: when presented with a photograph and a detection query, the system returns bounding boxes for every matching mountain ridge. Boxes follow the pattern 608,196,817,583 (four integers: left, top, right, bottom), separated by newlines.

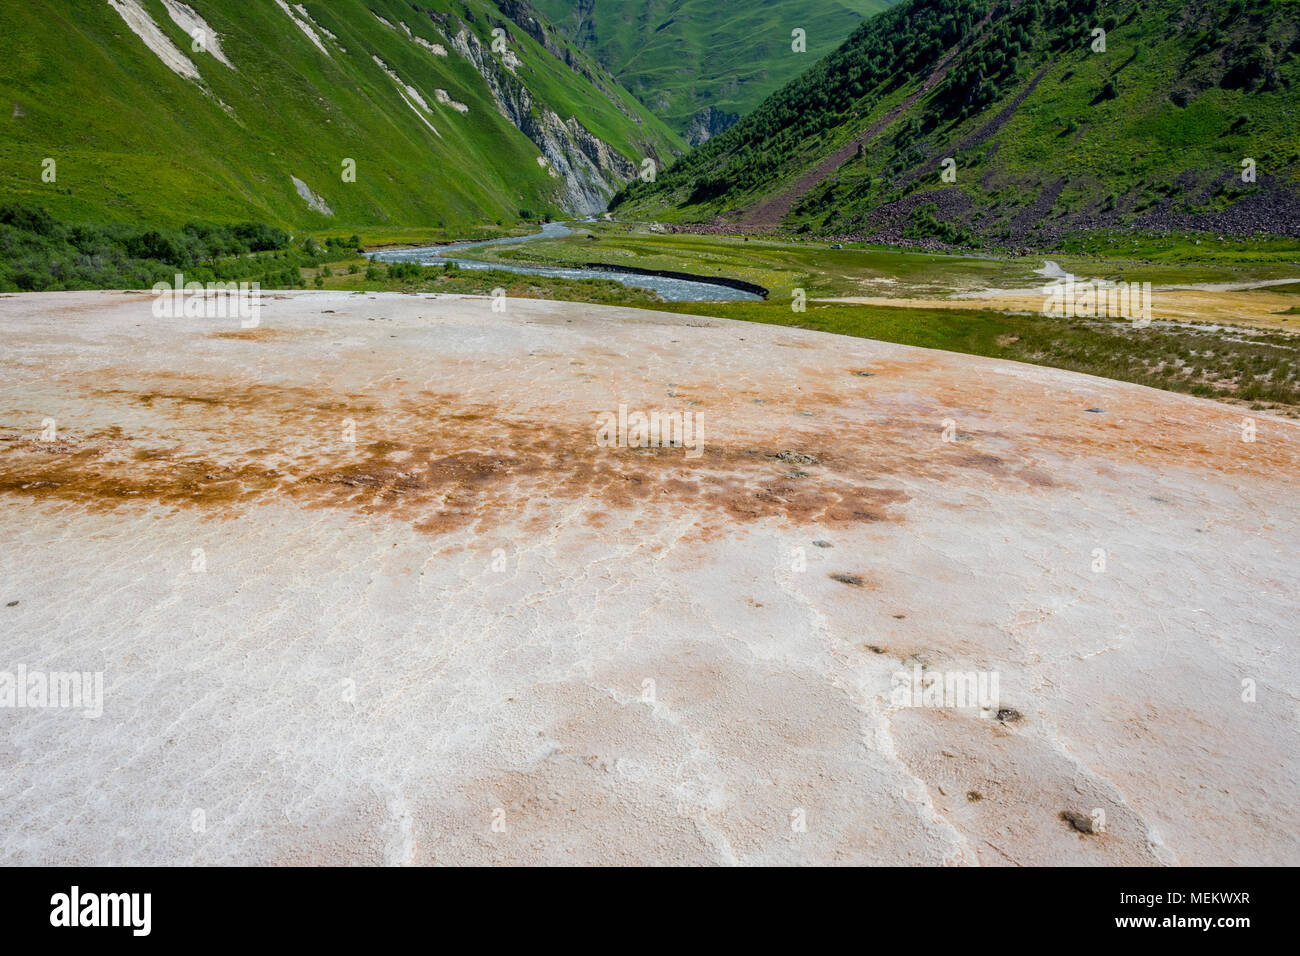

531,0,897,142
613,0,1300,243
0,0,682,229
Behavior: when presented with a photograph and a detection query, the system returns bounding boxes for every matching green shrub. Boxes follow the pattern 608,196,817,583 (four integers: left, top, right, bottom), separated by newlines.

386,261,424,280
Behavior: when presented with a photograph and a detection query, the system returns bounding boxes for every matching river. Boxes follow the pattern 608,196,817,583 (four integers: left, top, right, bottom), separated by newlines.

370,221,765,302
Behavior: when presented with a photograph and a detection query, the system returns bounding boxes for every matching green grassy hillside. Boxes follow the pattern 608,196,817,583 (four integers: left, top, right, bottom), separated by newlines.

0,0,682,230
532,0,896,141
614,0,1300,243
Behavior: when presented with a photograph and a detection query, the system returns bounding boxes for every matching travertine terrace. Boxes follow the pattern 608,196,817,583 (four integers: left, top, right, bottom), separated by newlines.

1,291,1296,865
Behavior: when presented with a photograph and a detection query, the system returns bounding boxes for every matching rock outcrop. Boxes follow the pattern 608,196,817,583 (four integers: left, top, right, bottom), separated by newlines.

450,25,636,214
685,106,739,147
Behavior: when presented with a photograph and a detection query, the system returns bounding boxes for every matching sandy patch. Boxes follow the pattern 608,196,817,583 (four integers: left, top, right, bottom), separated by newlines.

161,0,233,69
372,56,440,137
273,0,329,56
436,89,469,113
290,176,332,216
415,36,448,56
296,4,338,43
822,287,1300,332
106,0,201,81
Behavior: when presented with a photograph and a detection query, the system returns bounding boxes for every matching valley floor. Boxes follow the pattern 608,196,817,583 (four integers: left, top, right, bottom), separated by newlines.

449,225,1300,414
1,291,1296,865
821,286,1300,333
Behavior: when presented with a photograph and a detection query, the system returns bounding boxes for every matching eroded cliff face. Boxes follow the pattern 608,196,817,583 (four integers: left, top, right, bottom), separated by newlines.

450,25,636,214
686,106,740,147
492,0,626,107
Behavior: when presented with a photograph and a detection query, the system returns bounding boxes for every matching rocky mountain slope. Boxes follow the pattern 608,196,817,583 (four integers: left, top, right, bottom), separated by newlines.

0,0,682,229
532,0,896,143
614,0,1300,243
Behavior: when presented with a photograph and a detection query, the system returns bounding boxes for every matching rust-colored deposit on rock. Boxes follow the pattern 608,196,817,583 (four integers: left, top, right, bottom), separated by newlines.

1,385,923,534
1,291,1297,866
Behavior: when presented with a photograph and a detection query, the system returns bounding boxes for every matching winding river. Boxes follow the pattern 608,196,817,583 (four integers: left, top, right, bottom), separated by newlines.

371,221,766,302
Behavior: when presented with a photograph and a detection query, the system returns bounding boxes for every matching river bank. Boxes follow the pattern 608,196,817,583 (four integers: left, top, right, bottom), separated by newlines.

370,222,767,302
